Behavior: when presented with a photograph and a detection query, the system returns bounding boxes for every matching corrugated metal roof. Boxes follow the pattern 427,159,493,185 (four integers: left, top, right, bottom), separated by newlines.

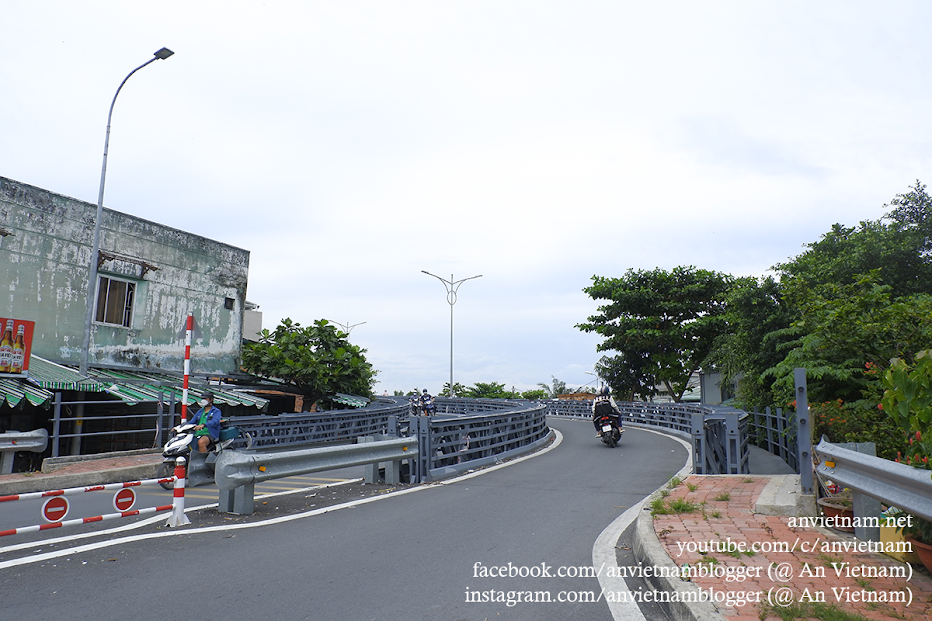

332,393,370,408
25,356,108,392
0,356,268,411
0,377,54,408
88,368,268,410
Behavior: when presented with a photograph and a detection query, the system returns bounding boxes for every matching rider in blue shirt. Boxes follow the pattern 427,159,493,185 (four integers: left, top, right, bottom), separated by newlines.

187,393,222,452
419,389,435,416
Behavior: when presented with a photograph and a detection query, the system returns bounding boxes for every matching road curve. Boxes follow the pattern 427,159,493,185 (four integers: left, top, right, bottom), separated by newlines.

1,418,688,621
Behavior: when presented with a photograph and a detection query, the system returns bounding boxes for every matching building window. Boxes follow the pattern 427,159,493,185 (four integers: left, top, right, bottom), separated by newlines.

224,297,235,310
95,276,135,327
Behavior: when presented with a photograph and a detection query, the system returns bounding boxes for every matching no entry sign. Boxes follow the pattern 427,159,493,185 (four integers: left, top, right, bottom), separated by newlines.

41,496,69,523
113,488,136,512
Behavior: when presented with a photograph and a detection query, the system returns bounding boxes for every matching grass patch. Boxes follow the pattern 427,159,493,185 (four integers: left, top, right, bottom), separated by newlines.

817,552,844,567
758,601,872,621
668,476,682,489
651,497,700,516
714,492,731,502
686,482,698,492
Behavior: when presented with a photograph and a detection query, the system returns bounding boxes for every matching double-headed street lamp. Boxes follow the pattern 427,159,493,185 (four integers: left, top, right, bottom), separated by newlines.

80,48,174,376
421,271,482,397
330,320,366,338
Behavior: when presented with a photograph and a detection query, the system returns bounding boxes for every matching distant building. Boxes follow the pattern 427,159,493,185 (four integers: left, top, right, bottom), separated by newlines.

0,175,249,374
0,175,269,461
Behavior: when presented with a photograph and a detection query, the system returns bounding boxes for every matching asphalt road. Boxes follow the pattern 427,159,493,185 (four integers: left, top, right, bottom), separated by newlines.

0,418,688,620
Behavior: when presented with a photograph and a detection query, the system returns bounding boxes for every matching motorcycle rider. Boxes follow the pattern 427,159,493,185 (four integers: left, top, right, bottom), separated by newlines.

188,392,222,452
420,388,435,416
592,385,622,437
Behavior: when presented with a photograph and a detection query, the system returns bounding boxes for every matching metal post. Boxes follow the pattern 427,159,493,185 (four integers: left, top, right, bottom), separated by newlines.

794,368,814,495
80,48,174,377
842,442,882,542
70,393,84,456
421,271,482,396
155,391,164,447
360,435,378,484
52,392,62,458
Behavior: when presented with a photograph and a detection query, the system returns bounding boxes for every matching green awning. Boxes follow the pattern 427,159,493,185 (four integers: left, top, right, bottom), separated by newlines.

0,356,106,408
0,377,54,408
88,367,268,410
332,393,370,408
25,356,107,392
0,356,268,411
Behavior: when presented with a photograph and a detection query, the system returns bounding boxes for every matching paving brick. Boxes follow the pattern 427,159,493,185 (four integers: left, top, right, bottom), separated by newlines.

650,475,932,620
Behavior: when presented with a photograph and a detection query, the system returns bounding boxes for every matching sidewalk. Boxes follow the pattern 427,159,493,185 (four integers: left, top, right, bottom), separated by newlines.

636,474,932,621
0,450,163,496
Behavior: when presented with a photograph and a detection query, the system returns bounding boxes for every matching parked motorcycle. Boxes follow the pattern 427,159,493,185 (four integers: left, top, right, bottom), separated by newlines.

157,418,242,489
597,414,622,448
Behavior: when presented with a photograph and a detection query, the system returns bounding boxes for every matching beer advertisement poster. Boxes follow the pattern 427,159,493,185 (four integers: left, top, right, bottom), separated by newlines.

0,318,35,377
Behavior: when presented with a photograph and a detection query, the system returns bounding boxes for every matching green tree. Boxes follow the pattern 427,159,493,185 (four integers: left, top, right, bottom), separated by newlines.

536,376,568,398
767,274,932,405
520,389,549,400
881,350,932,543
241,318,377,409
706,276,795,410
775,181,932,299
465,382,512,399
577,266,733,402
440,382,467,397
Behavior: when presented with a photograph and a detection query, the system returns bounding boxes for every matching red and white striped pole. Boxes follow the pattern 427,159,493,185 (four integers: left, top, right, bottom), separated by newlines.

165,456,190,527
180,313,193,425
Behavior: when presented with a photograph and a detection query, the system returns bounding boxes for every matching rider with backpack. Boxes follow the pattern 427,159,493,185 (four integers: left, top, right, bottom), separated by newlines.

592,386,622,437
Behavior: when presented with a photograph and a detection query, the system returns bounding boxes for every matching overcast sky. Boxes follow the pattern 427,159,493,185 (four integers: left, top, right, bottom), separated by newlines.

2,2,930,394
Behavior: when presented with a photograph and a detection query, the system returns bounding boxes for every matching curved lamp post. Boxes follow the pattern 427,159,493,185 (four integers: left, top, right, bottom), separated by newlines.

80,48,174,376
421,271,482,396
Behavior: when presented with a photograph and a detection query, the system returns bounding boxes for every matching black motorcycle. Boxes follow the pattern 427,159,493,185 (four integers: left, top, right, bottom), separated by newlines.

597,414,622,448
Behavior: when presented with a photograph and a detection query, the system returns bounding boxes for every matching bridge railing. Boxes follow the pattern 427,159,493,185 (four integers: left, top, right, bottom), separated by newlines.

544,399,748,474
230,397,410,448
410,401,551,483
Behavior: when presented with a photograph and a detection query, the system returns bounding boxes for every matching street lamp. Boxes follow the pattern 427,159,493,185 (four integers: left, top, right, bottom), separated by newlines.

421,270,482,397
330,320,366,338
80,48,174,376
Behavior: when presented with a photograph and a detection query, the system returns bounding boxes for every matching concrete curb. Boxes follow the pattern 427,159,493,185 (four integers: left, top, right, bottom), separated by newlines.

632,489,725,621
630,474,808,621
755,474,816,517
0,460,162,495
40,448,162,473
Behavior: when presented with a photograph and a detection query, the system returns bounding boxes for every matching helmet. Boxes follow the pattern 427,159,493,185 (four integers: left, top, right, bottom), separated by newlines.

423,389,428,393
599,386,610,397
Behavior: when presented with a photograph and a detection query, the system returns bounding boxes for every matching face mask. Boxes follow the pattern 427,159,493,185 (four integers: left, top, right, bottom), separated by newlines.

199,399,209,407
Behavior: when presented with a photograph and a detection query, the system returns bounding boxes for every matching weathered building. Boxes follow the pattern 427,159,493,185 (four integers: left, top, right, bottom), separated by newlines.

0,175,249,375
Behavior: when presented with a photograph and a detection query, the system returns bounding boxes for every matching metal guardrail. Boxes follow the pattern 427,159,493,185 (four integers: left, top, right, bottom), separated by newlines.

544,399,749,474
409,402,551,483
213,435,418,514
229,398,410,449
815,437,932,525
748,406,799,471
0,429,49,474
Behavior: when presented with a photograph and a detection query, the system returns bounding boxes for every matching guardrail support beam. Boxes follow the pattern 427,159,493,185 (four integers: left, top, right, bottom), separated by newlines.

794,368,814,495
219,482,255,515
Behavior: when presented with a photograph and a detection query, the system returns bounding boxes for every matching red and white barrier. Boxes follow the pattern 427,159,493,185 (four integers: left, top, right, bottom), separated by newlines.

0,456,189,537
181,313,193,425
166,456,190,527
